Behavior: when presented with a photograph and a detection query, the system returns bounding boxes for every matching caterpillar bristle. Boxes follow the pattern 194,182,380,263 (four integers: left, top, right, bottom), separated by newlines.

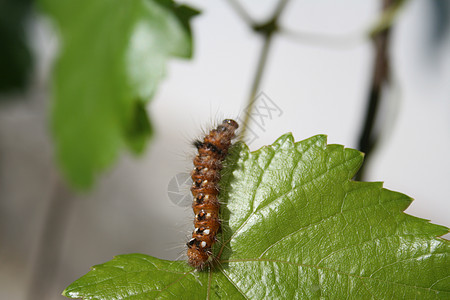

186,119,239,270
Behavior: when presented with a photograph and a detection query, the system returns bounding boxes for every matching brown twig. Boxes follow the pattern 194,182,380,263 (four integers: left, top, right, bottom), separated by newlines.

355,0,397,181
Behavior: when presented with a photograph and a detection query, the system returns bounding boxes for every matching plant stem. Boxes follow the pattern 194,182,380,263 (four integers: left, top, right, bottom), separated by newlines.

225,0,254,25
279,28,365,48
355,0,396,181
240,29,274,138
237,0,290,138
273,0,290,18
368,0,409,38
26,175,73,300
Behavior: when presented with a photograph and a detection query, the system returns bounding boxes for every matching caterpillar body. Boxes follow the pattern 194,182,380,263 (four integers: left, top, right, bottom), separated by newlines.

186,119,239,270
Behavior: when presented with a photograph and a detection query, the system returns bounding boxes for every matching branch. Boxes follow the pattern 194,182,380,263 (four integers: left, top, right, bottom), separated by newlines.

225,0,254,25
26,174,74,300
240,0,291,138
279,28,365,49
368,0,409,38
355,0,400,181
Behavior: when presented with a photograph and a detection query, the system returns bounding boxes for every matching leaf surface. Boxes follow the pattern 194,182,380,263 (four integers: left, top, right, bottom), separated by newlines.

38,0,198,187
63,134,450,299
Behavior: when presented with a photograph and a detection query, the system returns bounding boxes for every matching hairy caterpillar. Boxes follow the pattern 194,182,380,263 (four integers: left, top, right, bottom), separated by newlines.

186,119,239,269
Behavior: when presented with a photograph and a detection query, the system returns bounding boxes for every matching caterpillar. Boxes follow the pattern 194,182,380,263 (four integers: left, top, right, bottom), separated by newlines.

186,119,239,270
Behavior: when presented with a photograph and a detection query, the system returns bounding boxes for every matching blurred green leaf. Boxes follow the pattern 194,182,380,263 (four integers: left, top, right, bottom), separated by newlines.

125,100,153,154
63,134,450,299
0,0,33,94
38,0,199,188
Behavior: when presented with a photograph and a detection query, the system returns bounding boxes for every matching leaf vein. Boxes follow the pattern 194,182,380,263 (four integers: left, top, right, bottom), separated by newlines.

223,259,448,295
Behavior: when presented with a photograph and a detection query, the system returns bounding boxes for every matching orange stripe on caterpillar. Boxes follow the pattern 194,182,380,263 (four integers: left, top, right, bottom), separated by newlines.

187,119,239,270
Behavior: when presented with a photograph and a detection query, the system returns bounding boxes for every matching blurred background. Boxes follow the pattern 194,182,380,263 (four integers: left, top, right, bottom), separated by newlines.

0,0,449,299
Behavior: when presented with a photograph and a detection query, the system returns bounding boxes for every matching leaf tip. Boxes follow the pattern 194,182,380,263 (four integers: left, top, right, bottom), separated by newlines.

272,133,295,149
61,287,77,299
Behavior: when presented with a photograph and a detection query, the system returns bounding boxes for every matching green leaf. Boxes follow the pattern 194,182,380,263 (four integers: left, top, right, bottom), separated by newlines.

63,134,450,299
38,0,199,188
